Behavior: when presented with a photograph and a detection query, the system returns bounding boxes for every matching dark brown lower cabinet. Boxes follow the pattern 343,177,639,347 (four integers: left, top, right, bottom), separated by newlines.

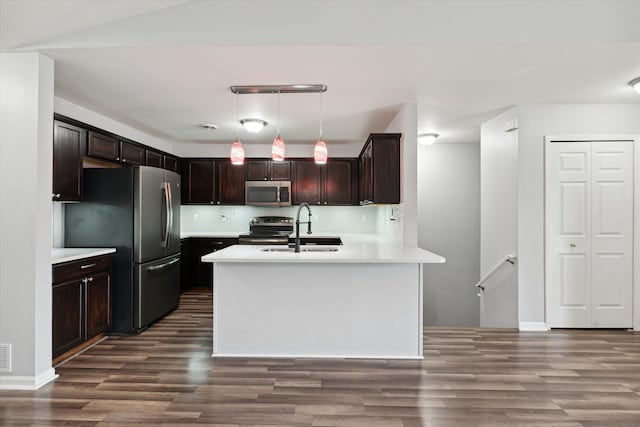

52,255,112,362
52,280,84,357
181,238,238,289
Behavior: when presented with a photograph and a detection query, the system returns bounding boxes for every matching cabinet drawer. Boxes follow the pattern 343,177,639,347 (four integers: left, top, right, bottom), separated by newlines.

53,255,112,284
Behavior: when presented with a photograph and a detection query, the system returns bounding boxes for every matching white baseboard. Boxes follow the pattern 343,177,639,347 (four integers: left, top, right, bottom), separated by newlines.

0,368,58,390
519,322,549,331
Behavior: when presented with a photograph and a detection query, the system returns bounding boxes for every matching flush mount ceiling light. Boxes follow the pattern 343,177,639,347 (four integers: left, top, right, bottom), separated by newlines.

200,123,218,130
630,77,640,94
239,118,267,133
418,133,439,146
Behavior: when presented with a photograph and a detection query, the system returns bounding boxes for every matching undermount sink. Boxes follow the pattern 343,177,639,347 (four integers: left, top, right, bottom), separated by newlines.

261,247,339,253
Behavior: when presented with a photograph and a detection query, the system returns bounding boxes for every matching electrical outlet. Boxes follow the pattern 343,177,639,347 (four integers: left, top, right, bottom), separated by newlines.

192,213,199,222
361,214,367,223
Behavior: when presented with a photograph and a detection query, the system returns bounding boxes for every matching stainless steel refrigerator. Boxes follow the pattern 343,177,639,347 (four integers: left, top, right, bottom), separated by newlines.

65,166,181,333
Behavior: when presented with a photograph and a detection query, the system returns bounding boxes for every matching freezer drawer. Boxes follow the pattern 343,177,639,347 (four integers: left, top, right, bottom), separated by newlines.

134,254,180,330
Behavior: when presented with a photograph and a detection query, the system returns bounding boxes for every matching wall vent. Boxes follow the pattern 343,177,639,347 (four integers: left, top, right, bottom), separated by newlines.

0,344,11,373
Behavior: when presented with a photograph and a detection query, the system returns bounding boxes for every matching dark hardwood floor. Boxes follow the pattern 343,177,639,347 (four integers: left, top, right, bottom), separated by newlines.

1,288,640,426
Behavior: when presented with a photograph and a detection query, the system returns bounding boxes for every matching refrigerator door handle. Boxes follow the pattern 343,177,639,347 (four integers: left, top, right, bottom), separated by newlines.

146,256,180,271
162,182,171,248
167,181,173,248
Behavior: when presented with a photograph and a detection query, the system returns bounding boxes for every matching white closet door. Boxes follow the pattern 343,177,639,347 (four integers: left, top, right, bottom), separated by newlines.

591,142,633,327
547,141,633,328
547,142,592,328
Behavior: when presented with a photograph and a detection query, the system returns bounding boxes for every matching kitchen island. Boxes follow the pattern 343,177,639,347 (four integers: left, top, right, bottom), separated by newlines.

202,239,445,359
201,236,445,359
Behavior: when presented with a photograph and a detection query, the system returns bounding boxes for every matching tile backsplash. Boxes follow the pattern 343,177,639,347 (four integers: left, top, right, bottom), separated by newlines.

180,205,391,235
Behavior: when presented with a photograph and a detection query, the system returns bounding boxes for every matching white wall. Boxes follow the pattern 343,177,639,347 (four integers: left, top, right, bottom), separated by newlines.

384,103,418,245
54,97,175,154
0,53,56,389
480,107,519,327
517,104,640,325
181,205,382,235
418,143,480,326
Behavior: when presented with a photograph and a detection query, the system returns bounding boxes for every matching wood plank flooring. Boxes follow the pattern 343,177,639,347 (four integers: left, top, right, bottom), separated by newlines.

1,288,640,426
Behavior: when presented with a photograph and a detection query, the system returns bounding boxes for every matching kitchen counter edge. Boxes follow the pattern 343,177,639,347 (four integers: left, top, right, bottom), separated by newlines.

52,248,116,265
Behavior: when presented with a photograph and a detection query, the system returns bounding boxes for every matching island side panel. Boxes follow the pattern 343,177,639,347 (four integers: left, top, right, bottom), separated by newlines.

212,262,422,359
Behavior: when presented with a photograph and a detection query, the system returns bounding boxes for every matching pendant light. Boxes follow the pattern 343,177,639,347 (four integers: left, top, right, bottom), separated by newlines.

314,92,328,164
272,91,286,161
230,93,245,165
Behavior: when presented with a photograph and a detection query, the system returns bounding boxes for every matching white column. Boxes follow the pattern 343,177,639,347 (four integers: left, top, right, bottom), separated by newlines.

0,53,56,389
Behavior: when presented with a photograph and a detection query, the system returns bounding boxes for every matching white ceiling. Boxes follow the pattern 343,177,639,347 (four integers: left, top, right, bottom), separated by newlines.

1,0,639,146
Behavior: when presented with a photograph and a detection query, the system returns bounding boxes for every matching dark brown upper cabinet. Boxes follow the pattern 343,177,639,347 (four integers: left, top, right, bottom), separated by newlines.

358,133,400,205
325,159,358,205
182,159,217,204
87,131,118,161
119,141,145,166
246,160,291,181
292,160,322,205
218,160,245,205
164,156,180,173
146,149,164,168
292,159,357,206
52,120,85,202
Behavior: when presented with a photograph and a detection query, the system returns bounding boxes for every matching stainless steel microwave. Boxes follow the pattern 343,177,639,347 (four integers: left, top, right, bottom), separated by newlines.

245,181,291,206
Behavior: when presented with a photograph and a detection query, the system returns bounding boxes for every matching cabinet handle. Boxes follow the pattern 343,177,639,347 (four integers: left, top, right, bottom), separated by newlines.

116,157,120,161
264,177,268,181
317,201,321,205
324,201,327,205
210,201,214,204
86,277,94,282
217,201,221,205
122,159,127,163
52,193,61,199
80,263,97,269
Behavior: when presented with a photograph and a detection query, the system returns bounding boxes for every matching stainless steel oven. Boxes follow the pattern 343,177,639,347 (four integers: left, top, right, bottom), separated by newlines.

245,181,291,206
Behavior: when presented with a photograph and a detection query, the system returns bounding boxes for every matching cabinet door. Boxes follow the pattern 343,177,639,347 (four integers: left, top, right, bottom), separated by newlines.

87,131,119,161
85,272,112,338
292,160,322,205
324,160,355,205
182,160,216,204
146,150,164,168
119,141,145,166
359,142,373,204
246,160,269,181
371,135,400,204
164,156,180,173
218,160,245,204
52,280,84,358
270,161,291,181
52,121,85,202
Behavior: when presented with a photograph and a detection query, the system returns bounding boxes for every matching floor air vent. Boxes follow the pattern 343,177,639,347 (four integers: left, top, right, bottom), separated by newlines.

0,344,11,373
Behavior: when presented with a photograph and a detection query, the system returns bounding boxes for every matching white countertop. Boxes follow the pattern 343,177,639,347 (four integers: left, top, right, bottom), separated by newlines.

52,248,116,265
201,234,445,264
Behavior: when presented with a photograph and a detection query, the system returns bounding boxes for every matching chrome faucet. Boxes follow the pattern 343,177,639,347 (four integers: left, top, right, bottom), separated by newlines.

294,202,312,252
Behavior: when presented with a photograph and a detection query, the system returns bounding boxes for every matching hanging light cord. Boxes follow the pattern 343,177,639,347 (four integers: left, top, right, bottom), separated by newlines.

319,92,323,140
277,91,281,136
235,93,239,140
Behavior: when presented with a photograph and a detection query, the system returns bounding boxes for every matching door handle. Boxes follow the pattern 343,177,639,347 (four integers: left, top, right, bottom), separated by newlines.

147,257,180,271
167,182,173,248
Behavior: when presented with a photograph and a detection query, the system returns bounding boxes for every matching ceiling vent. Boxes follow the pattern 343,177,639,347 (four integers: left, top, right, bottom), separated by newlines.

0,344,11,373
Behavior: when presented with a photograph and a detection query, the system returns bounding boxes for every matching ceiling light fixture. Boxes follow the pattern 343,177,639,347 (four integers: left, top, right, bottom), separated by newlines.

630,77,640,95
272,91,285,161
314,92,328,165
239,118,267,133
418,133,439,146
200,123,218,130
230,93,245,165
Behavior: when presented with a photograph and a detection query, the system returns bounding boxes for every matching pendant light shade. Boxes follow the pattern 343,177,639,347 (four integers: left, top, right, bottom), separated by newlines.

272,135,285,161
229,93,245,165
230,139,245,165
314,140,328,164
272,91,286,161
